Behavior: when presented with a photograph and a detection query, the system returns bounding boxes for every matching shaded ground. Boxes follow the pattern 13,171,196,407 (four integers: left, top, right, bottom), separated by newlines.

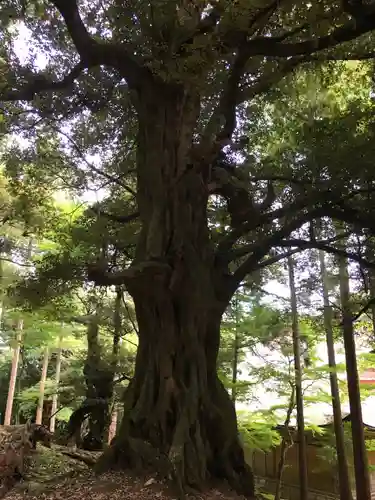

3,445,263,500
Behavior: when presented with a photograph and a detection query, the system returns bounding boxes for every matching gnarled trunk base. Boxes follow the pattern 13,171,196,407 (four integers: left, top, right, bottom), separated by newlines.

96,378,254,497
96,300,255,498
95,86,255,497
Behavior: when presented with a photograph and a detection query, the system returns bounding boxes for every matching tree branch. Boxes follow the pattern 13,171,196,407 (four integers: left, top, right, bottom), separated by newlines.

114,373,132,383
351,296,375,322
202,56,305,153
0,62,85,101
257,249,301,270
238,57,305,103
230,231,350,262
242,11,375,59
216,195,315,256
49,125,137,196
229,216,313,287
278,239,375,270
50,0,148,85
324,205,375,235
87,260,171,287
88,206,139,224
1,0,152,104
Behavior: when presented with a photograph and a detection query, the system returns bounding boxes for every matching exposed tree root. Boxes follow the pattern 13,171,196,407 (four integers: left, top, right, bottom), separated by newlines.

59,450,99,466
95,411,255,499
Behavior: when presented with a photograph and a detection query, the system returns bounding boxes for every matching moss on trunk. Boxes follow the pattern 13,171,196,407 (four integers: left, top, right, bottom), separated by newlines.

96,295,254,497
96,84,255,498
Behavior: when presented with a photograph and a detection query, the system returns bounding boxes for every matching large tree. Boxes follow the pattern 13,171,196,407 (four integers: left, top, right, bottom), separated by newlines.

2,1,375,497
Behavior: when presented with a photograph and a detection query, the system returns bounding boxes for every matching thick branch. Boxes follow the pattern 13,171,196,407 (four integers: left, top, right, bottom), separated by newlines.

215,48,249,145
202,55,305,155
242,11,375,58
278,239,375,270
87,260,171,287
217,195,315,256
229,215,313,287
88,206,139,224
257,249,300,270
1,62,85,101
1,0,151,103
229,232,350,262
324,205,375,235
50,0,148,85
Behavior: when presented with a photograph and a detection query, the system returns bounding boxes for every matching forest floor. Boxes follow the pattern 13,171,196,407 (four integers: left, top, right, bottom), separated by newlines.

3,445,257,500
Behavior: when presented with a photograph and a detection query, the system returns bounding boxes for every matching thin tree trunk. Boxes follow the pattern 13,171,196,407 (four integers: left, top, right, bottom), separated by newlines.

36,347,49,425
113,286,122,368
105,287,122,444
275,385,295,500
319,247,353,500
338,253,371,500
287,256,308,500
4,320,23,425
369,272,375,340
231,295,239,404
108,408,118,444
50,334,62,433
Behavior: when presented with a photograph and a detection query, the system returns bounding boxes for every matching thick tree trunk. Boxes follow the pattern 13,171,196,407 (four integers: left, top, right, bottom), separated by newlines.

318,247,353,500
4,320,23,426
338,254,371,500
98,84,255,497
287,256,308,500
36,347,49,425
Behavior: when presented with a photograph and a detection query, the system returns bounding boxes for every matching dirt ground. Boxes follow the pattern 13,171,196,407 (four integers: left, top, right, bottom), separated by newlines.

2,445,261,500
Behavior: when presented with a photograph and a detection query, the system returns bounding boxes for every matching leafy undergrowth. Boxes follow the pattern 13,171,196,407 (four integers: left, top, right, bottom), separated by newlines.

3,445,256,500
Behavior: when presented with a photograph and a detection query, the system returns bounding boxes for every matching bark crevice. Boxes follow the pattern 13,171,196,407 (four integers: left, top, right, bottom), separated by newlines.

96,86,255,497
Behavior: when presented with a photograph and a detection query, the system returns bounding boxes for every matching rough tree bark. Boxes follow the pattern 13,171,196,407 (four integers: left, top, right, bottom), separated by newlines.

287,256,308,500
338,253,371,500
96,84,254,497
318,246,353,500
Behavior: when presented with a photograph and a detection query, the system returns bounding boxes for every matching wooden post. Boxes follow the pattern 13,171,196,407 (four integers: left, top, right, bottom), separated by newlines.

4,319,23,425
36,347,49,425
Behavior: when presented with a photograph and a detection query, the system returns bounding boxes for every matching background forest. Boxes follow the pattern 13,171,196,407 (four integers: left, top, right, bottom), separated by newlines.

2,2,375,500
